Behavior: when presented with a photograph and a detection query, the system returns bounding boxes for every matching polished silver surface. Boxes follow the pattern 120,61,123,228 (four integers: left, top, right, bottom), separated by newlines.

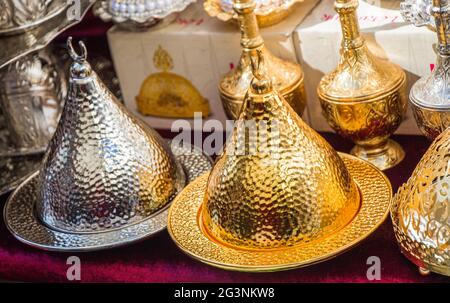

400,0,433,28
0,50,66,157
0,0,67,36
0,0,93,69
3,142,212,251
402,0,450,139
37,38,187,234
3,37,213,251
93,0,197,30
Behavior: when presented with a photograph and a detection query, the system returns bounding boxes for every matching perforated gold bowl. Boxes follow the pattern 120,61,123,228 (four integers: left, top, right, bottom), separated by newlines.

168,153,392,272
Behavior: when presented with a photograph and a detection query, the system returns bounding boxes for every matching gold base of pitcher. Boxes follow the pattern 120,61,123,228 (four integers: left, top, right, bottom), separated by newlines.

350,139,405,171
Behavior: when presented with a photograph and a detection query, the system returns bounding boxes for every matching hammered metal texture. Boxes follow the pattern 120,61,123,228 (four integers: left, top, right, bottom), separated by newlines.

203,88,359,249
318,0,407,170
4,142,212,252
168,154,392,272
391,128,450,276
218,0,306,120
204,0,303,27
37,39,185,234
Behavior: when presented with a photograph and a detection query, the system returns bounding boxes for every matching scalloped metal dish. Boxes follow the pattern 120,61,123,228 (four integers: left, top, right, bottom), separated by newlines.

4,141,212,252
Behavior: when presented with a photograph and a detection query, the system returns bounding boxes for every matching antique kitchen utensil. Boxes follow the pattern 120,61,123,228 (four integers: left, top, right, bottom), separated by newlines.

4,38,212,251
168,15,392,271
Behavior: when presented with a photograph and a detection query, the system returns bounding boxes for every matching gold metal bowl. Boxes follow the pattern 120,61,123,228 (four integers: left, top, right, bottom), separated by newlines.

168,153,392,272
204,0,303,28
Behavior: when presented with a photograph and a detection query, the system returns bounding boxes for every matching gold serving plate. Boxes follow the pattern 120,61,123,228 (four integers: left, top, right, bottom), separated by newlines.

204,0,303,28
318,0,407,171
168,0,392,272
136,46,210,119
219,0,306,120
391,127,450,276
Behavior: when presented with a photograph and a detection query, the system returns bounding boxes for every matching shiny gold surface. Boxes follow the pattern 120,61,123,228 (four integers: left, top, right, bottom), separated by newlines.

318,0,407,171
391,128,450,276
136,45,210,118
218,0,306,120
204,0,302,28
168,154,392,272
167,10,392,270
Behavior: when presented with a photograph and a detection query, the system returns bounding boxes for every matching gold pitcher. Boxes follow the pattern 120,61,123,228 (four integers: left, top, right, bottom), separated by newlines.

219,0,306,120
318,0,407,171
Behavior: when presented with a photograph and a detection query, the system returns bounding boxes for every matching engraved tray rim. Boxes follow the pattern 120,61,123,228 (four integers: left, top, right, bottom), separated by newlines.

168,152,392,272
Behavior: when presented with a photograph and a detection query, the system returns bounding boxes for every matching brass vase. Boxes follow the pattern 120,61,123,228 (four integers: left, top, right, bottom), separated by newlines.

219,0,306,120
318,0,407,171
401,0,450,140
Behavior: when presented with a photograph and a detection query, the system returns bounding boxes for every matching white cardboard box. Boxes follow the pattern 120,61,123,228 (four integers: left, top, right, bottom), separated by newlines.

108,0,320,131
295,0,437,135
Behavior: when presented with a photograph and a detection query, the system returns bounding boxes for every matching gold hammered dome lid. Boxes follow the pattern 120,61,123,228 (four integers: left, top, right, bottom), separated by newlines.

168,48,392,272
36,38,186,234
136,46,210,119
204,57,360,250
391,128,450,275
317,42,405,102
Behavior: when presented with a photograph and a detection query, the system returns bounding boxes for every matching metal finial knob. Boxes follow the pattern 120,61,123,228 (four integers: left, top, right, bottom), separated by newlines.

67,37,92,79
67,37,88,62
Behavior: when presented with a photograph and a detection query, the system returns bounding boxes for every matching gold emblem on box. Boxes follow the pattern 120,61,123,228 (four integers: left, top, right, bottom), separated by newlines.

136,45,210,119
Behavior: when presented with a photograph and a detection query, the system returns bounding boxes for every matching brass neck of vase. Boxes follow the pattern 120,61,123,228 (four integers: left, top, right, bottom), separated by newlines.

234,0,264,52
335,0,364,50
432,0,450,55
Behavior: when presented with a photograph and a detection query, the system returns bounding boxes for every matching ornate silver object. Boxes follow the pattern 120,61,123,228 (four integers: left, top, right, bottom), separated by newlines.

0,50,66,156
402,0,450,140
0,154,42,196
94,0,197,30
400,0,433,28
0,0,67,36
4,38,212,251
0,0,93,69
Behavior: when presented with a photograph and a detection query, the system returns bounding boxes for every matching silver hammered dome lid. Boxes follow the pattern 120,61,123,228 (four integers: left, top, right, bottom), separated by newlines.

36,38,186,234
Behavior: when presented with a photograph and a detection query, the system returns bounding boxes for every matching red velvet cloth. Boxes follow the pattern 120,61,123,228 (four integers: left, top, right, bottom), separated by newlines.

2,13,449,283
1,132,450,283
